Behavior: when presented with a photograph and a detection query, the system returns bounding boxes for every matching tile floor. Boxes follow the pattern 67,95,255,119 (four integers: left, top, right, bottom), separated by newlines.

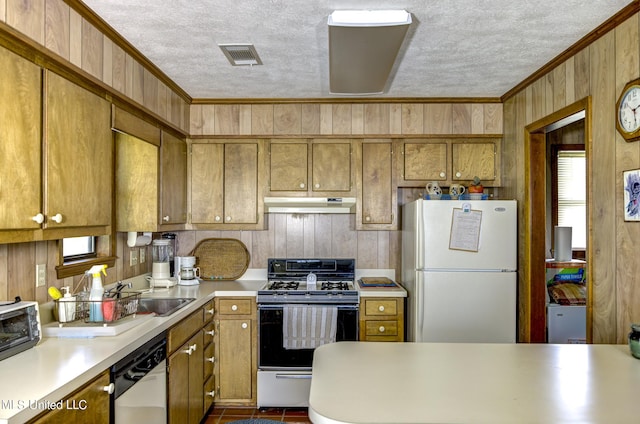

204,407,312,424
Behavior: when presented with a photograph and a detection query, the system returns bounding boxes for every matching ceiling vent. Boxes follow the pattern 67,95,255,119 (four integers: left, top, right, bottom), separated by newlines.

219,44,263,66
328,10,412,95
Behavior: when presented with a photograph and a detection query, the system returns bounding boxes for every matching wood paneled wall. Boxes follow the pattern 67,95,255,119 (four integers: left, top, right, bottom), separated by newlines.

503,13,640,343
190,102,502,136
0,0,189,132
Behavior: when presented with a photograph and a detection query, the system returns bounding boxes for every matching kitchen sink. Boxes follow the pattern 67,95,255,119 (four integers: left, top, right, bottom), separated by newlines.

137,297,196,317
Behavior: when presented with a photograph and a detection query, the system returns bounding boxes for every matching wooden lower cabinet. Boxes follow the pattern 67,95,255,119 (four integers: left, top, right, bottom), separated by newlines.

359,297,405,342
29,370,111,424
214,297,257,406
167,300,215,424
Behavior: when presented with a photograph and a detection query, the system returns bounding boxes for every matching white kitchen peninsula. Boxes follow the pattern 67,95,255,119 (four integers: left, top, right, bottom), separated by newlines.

309,342,640,423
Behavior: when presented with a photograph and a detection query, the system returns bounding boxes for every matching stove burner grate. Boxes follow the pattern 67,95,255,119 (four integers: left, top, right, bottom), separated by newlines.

267,281,299,291
320,281,350,291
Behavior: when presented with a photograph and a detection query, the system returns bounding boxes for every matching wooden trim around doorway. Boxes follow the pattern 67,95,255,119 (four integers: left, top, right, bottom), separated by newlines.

523,97,593,343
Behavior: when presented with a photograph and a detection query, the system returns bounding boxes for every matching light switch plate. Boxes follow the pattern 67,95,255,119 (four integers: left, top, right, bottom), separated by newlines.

129,250,138,266
36,264,46,288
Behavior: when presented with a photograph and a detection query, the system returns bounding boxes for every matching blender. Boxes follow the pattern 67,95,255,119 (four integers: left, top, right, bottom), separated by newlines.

149,239,177,288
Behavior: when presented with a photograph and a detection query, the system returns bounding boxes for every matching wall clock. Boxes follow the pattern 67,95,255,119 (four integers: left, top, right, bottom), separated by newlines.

616,78,640,142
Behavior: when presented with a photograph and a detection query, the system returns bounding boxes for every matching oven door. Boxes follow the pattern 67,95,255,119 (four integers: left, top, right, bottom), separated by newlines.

258,303,358,369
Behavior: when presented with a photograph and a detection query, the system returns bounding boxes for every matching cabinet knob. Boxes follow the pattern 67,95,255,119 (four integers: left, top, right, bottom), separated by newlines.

365,216,371,222
182,344,197,355
215,216,221,222
50,213,63,224
31,213,45,224
206,356,216,363
231,304,238,311
206,390,216,398
103,383,115,394
314,183,320,189
225,216,232,222
241,322,248,329
378,305,385,312
207,308,215,315
439,172,446,178
455,172,462,178
299,183,305,189
379,326,386,333
162,215,170,222
205,329,215,336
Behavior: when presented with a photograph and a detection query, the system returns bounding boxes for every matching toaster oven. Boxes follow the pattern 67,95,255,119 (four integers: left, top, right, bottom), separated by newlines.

0,300,41,361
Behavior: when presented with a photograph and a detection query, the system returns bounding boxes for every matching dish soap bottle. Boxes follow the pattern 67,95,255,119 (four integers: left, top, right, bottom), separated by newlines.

88,264,107,322
58,286,76,323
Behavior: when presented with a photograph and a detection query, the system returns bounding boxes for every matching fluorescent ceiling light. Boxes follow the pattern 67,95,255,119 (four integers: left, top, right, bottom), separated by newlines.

328,10,412,95
328,10,412,27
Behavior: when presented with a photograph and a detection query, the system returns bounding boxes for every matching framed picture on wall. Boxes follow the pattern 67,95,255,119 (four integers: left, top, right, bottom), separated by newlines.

623,168,640,221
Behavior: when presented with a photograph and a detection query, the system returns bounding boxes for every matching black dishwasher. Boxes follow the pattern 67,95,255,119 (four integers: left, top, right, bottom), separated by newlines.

110,332,167,424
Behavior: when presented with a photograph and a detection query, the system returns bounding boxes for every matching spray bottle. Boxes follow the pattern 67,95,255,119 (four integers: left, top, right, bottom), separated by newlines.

88,264,107,322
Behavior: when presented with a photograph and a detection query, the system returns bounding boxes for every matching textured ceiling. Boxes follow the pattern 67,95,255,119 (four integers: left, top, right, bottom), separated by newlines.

81,0,633,99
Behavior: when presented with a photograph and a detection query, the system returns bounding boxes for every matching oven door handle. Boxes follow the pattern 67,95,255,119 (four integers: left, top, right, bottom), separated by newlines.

275,373,312,379
258,304,359,311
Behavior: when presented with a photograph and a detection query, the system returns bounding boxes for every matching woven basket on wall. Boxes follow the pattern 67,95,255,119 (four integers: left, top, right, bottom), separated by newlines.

190,238,250,280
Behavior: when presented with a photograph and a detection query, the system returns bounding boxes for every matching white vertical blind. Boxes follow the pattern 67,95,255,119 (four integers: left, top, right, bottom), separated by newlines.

557,150,586,249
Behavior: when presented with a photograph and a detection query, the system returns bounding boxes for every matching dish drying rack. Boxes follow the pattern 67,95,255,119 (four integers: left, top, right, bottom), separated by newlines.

54,292,140,326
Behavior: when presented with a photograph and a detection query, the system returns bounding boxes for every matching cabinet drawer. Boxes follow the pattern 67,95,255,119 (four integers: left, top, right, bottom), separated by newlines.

204,342,215,381
203,300,215,323
203,375,216,414
365,320,398,337
203,321,216,345
364,299,398,316
217,298,253,315
168,309,204,354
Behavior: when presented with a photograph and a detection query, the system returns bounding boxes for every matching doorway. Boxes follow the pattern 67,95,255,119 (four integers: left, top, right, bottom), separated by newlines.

524,98,592,343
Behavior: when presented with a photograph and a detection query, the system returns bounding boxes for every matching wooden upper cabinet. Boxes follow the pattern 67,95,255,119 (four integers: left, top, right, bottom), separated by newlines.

191,140,264,229
451,142,496,182
161,132,188,226
115,132,159,232
311,140,352,193
269,141,308,191
402,141,448,182
357,141,396,229
44,71,112,236
0,46,42,239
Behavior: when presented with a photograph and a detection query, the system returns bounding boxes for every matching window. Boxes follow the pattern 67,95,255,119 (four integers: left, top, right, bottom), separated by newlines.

62,236,97,262
553,147,586,250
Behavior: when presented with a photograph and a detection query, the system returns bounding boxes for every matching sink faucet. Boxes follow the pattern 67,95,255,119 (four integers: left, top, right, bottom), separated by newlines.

106,281,131,298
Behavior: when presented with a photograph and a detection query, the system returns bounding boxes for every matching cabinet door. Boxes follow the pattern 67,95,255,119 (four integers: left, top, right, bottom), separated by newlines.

168,331,204,424
0,47,42,234
403,141,448,182
217,319,254,402
191,143,224,224
360,141,395,227
270,141,308,191
452,142,496,181
224,143,259,224
311,141,352,192
30,370,110,424
45,71,112,230
160,132,187,226
115,132,158,232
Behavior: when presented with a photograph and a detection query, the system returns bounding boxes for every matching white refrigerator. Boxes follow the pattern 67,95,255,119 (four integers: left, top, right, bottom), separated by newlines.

402,199,517,343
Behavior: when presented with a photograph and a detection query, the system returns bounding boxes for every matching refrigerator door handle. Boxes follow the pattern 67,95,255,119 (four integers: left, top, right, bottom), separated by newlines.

417,271,424,341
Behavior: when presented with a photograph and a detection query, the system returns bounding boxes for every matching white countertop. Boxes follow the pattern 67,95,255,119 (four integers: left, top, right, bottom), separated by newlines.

309,342,640,424
0,274,266,424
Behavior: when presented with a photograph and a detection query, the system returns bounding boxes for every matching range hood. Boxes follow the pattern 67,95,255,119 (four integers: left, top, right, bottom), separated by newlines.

264,197,356,214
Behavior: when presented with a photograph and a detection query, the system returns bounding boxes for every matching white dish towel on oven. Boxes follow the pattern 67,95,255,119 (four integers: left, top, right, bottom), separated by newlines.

282,305,338,349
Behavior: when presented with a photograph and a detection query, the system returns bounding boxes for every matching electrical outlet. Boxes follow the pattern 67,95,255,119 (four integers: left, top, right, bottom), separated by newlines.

139,248,146,264
129,250,138,266
36,264,46,288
